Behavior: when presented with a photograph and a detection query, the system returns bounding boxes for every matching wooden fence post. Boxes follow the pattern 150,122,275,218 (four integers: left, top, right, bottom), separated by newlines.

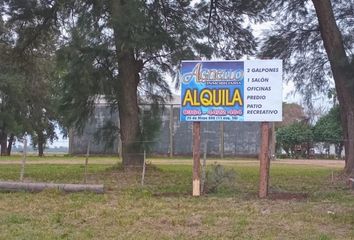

141,150,146,186
84,142,90,184
220,122,224,159
20,138,27,182
169,104,174,158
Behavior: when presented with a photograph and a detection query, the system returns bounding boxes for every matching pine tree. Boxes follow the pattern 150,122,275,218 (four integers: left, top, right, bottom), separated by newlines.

0,0,60,156
56,0,266,167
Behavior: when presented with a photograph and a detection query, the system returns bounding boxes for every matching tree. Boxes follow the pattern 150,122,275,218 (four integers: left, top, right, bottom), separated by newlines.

55,0,197,167
0,1,60,156
14,55,58,157
0,21,27,156
276,122,313,158
27,59,58,157
261,0,354,174
313,106,343,158
312,0,354,173
55,0,267,167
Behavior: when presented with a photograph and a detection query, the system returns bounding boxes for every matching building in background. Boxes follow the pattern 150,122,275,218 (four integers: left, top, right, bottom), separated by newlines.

69,96,261,157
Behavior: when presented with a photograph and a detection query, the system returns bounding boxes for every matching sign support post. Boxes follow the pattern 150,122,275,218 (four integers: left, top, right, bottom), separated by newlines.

192,121,201,196
259,122,270,198
180,60,282,198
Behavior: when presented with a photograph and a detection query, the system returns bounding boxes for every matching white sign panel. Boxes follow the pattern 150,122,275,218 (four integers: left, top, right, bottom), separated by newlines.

243,60,282,121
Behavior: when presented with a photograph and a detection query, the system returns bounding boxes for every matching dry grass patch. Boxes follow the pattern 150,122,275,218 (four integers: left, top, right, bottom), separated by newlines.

0,159,353,239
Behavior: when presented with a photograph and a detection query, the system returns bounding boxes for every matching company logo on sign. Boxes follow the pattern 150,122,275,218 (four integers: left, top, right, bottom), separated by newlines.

182,89,243,107
182,63,244,84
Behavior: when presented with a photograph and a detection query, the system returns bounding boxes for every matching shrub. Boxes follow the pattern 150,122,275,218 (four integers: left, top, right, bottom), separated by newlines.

205,164,236,193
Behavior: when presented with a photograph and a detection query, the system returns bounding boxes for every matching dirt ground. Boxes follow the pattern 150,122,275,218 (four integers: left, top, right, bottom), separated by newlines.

152,158,345,168
0,157,345,168
270,159,345,168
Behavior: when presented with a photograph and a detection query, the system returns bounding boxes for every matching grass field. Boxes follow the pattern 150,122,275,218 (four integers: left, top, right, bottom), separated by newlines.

0,156,353,239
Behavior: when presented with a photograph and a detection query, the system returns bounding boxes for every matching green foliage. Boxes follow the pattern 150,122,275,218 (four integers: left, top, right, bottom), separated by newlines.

141,104,163,153
25,57,59,152
197,0,270,59
276,122,313,156
0,42,27,141
0,1,62,155
55,0,202,130
313,106,342,144
313,106,343,158
93,120,119,151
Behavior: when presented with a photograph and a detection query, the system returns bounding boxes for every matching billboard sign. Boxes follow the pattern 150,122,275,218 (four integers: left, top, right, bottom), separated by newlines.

180,60,282,122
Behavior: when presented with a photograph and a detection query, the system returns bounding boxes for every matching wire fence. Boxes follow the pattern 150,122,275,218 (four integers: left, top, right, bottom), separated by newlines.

0,139,151,192
68,104,262,158
0,102,344,192
0,130,345,192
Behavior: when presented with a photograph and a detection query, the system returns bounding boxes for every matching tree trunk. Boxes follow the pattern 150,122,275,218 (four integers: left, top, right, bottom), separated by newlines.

312,0,354,175
337,142,344,159
345,112,354,173
0,181,104,194
116,50,144,167
111,1,144,167
7,134,14,156
0,131,7,156
37,131,45,157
